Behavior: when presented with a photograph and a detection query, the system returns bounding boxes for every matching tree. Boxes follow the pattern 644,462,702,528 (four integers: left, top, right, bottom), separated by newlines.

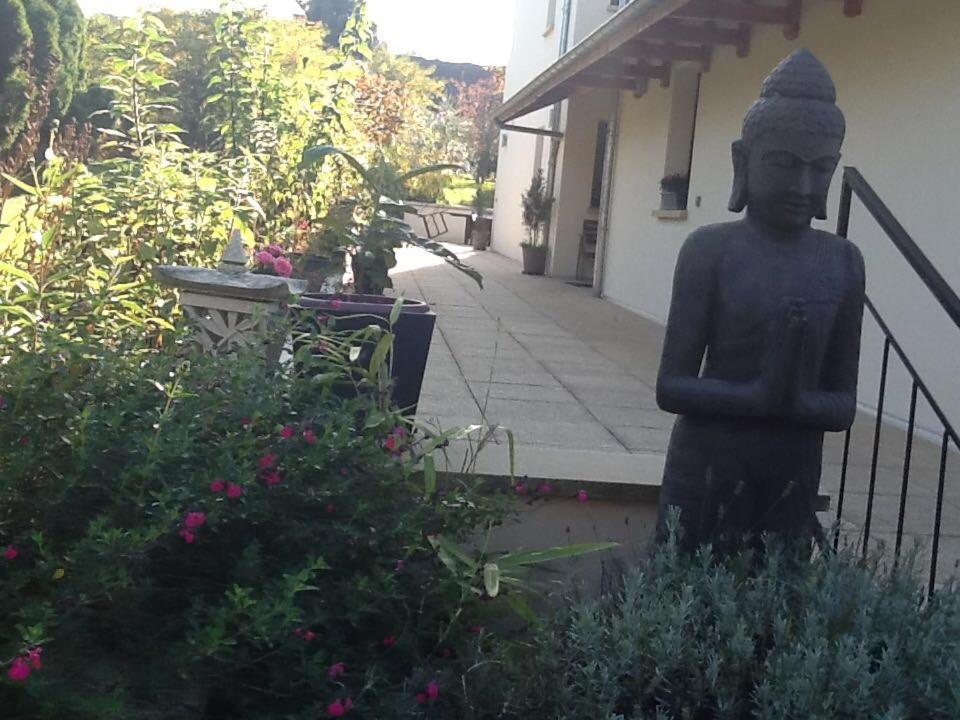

0,0,33,157
454,69,504,182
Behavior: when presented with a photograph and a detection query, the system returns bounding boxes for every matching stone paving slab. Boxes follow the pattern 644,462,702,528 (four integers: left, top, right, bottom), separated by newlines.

392,244,959,578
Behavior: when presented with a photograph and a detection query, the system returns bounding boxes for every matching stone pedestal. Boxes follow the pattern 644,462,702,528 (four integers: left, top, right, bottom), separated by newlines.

153,233,307,364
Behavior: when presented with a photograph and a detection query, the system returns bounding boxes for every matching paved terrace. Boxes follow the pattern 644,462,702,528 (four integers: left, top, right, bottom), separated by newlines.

391,245,960,579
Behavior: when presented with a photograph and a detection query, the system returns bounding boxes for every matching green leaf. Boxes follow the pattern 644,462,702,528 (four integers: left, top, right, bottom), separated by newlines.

505,593,539,624
423,453,436,497
497,542,620,569
0,263,39,291
1,174,39,196
483,563,501,598
388,296,403,327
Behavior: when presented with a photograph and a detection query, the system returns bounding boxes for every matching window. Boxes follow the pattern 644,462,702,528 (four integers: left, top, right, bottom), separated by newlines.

545,0,557,33
659,65,701,212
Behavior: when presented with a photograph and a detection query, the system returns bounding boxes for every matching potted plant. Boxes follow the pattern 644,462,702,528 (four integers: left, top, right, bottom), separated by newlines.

290,210,350,293
659,173,690,211
521,170,552,275
296,146,484,412
470,185,494,251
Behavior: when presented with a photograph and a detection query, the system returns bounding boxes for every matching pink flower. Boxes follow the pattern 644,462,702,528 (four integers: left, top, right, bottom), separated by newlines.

538,483,553,495
392,426,407,439
267,243,285,257
227,483,244,499
241,417,252,429
327,698,352,716
330,299,344,311
426,680,439,701
210,478,226,493
26,647,42,670
394,559,406,573
303,429,317,444
416,693,428,705
327,661,346,679
279,425,296,439
274,257,293,277
382,635,397,647
304,630,316,642
258,453,278,469
514,483,527,495
255,251,276,267
297,220,311,231
384,435,398,452
316,314,329,325
179,529,195,544
577,489,589,503
184,512,206,529
7,657,30,682
263,470,282,487
4,545,18,561
467,625,483,634
293,627,303,638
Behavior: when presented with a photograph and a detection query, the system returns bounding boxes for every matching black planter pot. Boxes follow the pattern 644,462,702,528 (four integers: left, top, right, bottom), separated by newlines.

296,293,436,414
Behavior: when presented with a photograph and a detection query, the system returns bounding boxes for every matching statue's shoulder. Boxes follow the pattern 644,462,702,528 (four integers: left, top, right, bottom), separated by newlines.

680,221,740,258
813,229,866,285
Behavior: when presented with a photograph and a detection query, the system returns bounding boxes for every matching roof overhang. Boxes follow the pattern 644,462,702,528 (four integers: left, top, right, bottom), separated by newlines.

496,0,863,125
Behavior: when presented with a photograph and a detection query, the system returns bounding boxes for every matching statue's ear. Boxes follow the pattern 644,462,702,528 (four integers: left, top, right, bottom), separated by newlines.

814,152,842,220
728,140,748,213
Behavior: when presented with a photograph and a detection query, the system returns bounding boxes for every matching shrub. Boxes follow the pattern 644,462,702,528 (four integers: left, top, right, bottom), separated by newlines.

0,336,511,719
0,0,33,156
472,537,960,719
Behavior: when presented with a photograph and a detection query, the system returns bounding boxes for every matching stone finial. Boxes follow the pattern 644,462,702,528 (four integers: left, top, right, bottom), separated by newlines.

218,229,249,275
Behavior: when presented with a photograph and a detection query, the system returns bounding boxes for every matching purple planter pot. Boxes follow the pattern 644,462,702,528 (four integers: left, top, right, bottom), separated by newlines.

296,293,436,415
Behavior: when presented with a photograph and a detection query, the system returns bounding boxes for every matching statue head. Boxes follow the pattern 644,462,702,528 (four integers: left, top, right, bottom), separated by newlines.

729,49,846,230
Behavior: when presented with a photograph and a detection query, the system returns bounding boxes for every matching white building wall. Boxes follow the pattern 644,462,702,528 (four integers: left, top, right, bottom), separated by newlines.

493,0,622,263
601,0,960,431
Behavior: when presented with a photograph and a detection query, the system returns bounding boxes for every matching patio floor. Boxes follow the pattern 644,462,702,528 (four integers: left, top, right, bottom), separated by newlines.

391,245,960,579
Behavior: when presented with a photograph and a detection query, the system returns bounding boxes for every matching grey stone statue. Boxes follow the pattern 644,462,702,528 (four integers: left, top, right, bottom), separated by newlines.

654,49,866,551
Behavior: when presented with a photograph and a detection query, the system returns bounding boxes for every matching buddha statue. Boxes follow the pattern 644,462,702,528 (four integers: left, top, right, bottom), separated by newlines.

654,49,865,551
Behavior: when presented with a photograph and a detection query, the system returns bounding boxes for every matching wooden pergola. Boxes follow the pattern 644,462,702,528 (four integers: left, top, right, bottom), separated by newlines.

496,0,863,126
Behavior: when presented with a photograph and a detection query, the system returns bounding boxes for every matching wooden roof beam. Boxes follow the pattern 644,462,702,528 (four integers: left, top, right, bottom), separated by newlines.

674,0,803,39
643,18,751,58
617,39,714,70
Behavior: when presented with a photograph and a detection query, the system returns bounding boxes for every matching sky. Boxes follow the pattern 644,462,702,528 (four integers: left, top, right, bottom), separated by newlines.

75,0,515,67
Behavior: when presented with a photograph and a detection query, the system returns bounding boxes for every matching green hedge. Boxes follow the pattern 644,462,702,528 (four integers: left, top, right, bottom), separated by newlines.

0,0,33,155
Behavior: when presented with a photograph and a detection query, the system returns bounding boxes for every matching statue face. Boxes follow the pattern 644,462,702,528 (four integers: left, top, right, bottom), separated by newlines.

741,132,842,231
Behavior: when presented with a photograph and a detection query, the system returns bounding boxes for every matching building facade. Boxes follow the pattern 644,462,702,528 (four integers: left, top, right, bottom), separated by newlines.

493,0,960,435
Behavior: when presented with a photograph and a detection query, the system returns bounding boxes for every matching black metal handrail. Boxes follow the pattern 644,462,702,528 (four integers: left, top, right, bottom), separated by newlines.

835,166,959,595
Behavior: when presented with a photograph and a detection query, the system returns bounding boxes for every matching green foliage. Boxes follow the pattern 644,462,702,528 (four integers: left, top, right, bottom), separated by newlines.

47,0,85,120
94,13,183,154
0,333,514,718
470,537,960,719
0,0,33,156
301,146,481,292
521,169,552,247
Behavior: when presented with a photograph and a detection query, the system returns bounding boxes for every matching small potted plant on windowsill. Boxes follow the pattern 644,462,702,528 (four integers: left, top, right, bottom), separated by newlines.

659,173,690,211
521,169,552,275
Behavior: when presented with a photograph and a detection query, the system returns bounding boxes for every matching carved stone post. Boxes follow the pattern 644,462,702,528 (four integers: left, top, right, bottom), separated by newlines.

153,232,307,365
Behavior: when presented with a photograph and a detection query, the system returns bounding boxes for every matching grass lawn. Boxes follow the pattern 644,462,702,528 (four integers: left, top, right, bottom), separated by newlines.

441,175,495,207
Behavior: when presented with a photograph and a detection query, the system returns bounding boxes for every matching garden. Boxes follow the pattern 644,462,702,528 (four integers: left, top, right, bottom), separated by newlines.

2,0,960,718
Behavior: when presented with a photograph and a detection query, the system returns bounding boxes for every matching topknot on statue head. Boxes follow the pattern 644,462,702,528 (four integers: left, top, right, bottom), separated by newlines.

741,49,846,147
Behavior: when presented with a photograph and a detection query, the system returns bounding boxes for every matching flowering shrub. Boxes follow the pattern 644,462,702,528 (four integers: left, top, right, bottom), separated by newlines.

0,338,512,718
253,242,294,277
470,535,960,719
